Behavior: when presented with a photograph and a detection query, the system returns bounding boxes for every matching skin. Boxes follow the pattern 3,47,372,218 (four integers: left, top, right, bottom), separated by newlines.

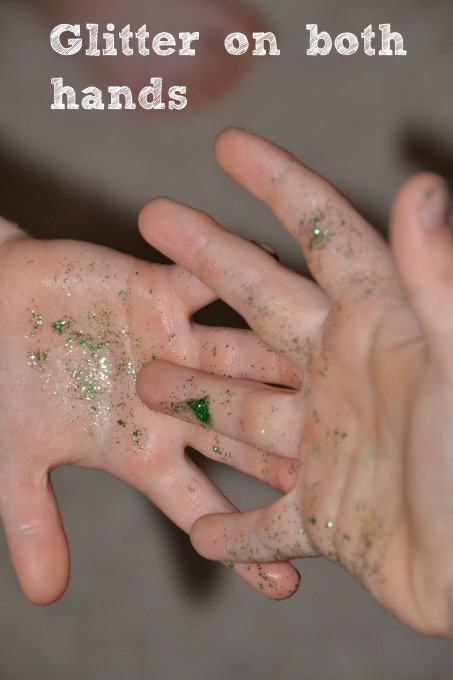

137,128,453,637
0,216,301,605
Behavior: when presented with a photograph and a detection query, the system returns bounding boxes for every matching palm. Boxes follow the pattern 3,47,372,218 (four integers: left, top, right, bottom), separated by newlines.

137,129,453,636
299,282,426,626
0,233,300,603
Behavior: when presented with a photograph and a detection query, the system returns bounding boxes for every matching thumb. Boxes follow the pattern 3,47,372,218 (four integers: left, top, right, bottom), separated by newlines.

390,174,453,357
0,469,70,604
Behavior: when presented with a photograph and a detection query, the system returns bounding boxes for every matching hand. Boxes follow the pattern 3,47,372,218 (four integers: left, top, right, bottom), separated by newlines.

137,128,453,637
0,218,300,604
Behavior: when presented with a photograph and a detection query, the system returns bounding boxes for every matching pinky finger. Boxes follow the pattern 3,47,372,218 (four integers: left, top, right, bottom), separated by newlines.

191,488,317,565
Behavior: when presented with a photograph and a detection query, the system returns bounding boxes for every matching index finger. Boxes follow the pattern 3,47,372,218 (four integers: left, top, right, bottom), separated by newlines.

139,199,328,362
215,128,396,300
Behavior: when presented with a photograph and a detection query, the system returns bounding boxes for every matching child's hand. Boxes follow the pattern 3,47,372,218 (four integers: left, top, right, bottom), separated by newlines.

137,129,453,637
0,219,300,604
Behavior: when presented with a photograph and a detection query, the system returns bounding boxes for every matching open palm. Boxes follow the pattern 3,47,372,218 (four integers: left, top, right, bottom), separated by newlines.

137,129,453,637
0,226,300,604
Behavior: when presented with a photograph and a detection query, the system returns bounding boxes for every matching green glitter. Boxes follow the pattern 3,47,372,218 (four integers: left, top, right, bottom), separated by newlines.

309,517,317,526
118,289,126,298
171,395,212,426
131,429,143,448
28,349,48,370
80,381,98,401
52,319,68,334
213,444,230,461
326,521,334,529
186,396,212,425
69,330,110,356
309,227,330,250
311,210,321,226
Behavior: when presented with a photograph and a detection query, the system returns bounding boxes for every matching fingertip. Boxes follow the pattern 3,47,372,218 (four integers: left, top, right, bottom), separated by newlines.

138,196,175,237
11,525,70,606
190,512,223,560
20,552,70,606
136,360,161,404
215,126,246,150
214,127,254,170
136,359,179,412
234,561,301,600
390,173,453,351
391,172,446,231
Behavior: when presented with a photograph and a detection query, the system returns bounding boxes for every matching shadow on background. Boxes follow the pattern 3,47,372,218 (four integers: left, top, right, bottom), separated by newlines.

0,143,166,260
401,126,453,188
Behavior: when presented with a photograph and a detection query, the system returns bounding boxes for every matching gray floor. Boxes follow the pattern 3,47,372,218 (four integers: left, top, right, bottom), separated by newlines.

1,0,453,678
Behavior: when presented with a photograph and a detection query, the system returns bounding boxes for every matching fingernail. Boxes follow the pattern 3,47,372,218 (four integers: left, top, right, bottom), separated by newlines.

420,179,451,231
251,240,280,261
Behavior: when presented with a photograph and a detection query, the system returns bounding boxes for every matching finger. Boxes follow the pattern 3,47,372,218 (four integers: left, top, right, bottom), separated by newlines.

168,265,218,314
191,488,317,564
136,360,302,457
215,128,395,299
232,560,300,599
139,198,328,361
106,412,300,599
194,326,302,388
189,429,299,494
390,173,453,357
0,469,70,605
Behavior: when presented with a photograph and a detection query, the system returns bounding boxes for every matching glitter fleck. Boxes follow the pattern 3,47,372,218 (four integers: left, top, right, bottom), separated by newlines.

27,349,49,370
131,429,143,448
52,319,68,335
31,310,43,331
213,444,230,461
308,210,333,250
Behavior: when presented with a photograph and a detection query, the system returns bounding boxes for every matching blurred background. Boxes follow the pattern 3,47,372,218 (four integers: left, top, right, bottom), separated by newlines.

1,0,453,678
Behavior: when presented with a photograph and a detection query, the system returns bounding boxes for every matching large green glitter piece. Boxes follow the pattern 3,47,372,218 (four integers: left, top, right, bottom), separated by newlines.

186,396,212,425
173,395,212,426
